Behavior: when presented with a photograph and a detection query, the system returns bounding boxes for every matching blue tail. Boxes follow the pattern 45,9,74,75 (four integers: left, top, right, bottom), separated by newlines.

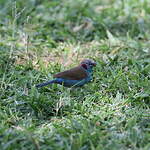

36,79,56,88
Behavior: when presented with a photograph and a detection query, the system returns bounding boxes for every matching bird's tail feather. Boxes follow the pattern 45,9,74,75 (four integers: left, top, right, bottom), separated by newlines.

36,80,56,88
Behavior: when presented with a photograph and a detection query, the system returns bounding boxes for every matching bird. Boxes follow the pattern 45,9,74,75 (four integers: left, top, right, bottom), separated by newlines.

36,59,96,88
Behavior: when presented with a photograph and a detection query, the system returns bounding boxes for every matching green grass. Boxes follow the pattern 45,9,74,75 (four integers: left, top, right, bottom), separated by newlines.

0,0,150,149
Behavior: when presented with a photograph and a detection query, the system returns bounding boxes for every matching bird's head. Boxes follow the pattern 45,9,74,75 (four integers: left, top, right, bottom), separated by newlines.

80,59,96,70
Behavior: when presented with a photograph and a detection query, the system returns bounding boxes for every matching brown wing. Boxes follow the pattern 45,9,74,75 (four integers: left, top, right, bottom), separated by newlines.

53,65,87,80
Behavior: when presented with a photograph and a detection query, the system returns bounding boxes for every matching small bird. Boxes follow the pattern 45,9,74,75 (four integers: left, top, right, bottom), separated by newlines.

36,59,96,88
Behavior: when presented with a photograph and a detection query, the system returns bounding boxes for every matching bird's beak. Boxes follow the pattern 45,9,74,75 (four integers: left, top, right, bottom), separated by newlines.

92,62,97,66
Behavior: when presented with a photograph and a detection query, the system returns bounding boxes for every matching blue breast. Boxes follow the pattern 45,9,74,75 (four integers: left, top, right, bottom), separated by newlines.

54,77,90,87
55,68,93,87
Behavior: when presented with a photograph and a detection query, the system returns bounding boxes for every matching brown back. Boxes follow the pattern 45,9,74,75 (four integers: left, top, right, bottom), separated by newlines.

53,65,87,80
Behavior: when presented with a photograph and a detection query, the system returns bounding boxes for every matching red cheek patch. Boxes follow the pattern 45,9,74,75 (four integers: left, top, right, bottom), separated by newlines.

81,64,87,69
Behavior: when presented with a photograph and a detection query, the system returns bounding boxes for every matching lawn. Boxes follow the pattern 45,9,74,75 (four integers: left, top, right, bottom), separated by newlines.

0,0,150,149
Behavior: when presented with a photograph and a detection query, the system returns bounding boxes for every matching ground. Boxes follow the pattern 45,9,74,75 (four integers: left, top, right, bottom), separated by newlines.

0,0,150,150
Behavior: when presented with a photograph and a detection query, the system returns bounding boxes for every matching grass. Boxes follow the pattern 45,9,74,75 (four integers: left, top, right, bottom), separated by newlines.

0,0,150,149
